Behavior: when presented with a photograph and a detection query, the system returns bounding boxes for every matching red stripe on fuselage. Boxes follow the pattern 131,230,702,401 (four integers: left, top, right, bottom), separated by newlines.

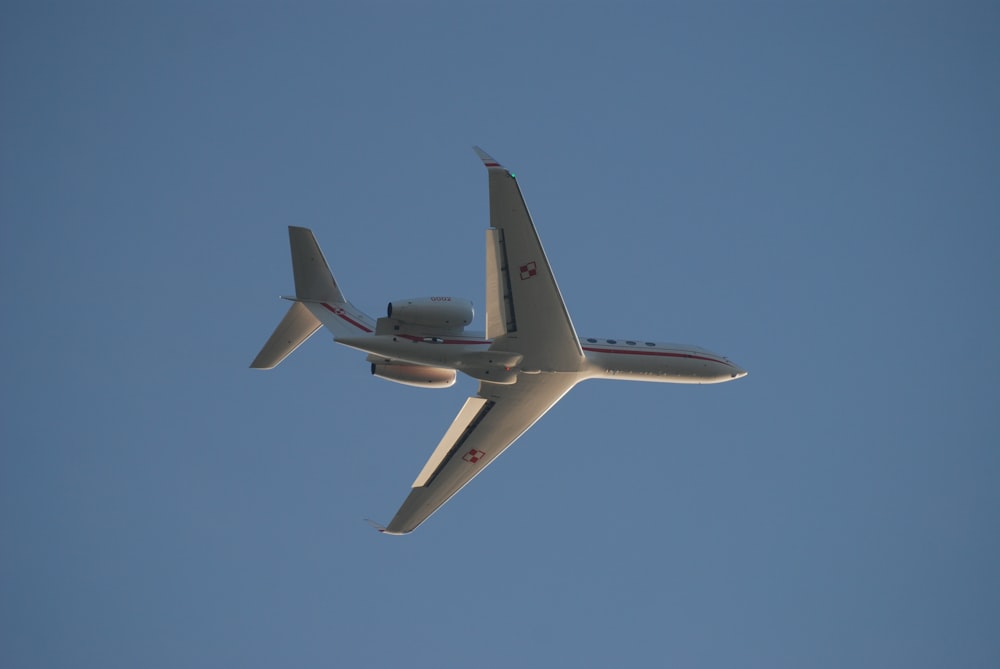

582,346,736,368
321,303,373,333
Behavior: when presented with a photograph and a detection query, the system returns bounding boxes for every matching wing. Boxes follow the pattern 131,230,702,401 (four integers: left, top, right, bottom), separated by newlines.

476,147,584,372
378,373,578,534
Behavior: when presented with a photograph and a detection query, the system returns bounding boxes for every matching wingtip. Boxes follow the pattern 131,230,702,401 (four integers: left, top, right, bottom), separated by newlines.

364,518,387,533
365,518,410,535
473,146,503,169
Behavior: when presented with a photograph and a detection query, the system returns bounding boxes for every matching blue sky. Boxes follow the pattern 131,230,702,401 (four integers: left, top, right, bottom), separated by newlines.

2,2,998,667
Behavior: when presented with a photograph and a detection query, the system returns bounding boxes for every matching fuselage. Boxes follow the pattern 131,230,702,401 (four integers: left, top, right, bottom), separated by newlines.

337,332,746,385
578,337,745,383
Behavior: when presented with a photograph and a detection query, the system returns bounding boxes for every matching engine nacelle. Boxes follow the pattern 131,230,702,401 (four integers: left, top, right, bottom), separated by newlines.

371,363,456,389
386,297,474,329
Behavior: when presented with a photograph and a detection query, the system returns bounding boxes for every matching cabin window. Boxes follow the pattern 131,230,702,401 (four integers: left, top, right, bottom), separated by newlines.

606,339,617,344
645,342,656,347
587,338,597,343
626,341,636,345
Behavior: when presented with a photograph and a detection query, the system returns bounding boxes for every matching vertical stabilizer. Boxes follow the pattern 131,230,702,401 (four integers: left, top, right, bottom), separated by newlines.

252,226,372,369
289,226,345,302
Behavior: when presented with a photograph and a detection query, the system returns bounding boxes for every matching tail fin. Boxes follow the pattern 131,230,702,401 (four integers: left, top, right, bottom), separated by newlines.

250,226,372,369
288,226,345,302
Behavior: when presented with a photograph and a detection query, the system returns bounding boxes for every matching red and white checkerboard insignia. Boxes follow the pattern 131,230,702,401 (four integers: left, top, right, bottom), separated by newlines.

463,448,486,464
519,261,537,280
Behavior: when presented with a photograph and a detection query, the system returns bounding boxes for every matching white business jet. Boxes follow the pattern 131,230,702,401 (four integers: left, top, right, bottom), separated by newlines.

252,148,746,534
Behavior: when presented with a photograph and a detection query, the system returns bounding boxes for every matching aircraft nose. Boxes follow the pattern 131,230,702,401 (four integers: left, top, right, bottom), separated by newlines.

730,366,748,380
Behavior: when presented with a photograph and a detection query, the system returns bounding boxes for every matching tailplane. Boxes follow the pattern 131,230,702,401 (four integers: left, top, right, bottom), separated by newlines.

250,301,322,369
251,227,374,369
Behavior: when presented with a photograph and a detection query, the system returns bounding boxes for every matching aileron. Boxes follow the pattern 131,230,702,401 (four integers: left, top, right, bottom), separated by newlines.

485,227,516,339
383,374,578,535
412,396,492,487
479,150,584,371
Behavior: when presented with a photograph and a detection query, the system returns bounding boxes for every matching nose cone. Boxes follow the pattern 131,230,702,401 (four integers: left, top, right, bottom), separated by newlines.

730,365,748,380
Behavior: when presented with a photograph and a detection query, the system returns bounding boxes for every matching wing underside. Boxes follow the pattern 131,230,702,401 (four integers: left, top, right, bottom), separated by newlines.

476,147,583,371
381,373,578,534
377,149,585,534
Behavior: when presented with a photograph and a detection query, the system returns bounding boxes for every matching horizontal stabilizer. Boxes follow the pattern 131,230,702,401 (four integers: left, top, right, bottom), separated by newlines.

250,301,322,369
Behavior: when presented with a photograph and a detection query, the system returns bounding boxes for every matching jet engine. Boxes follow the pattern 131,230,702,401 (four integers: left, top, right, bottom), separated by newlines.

371,362,457,388
386,297,474,330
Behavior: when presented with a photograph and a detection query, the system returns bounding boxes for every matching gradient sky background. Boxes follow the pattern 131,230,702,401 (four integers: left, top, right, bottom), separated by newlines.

2,2,998,667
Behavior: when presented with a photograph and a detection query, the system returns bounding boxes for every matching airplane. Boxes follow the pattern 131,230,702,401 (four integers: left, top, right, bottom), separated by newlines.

251,148,747,535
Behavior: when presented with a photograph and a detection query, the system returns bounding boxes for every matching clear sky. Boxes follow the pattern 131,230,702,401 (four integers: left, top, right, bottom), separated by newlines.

2,2,998,667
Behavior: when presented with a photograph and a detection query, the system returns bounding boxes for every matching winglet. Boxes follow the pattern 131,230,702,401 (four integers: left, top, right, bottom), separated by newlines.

364,518,387,533
364,518,409,536
473,146,504,170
